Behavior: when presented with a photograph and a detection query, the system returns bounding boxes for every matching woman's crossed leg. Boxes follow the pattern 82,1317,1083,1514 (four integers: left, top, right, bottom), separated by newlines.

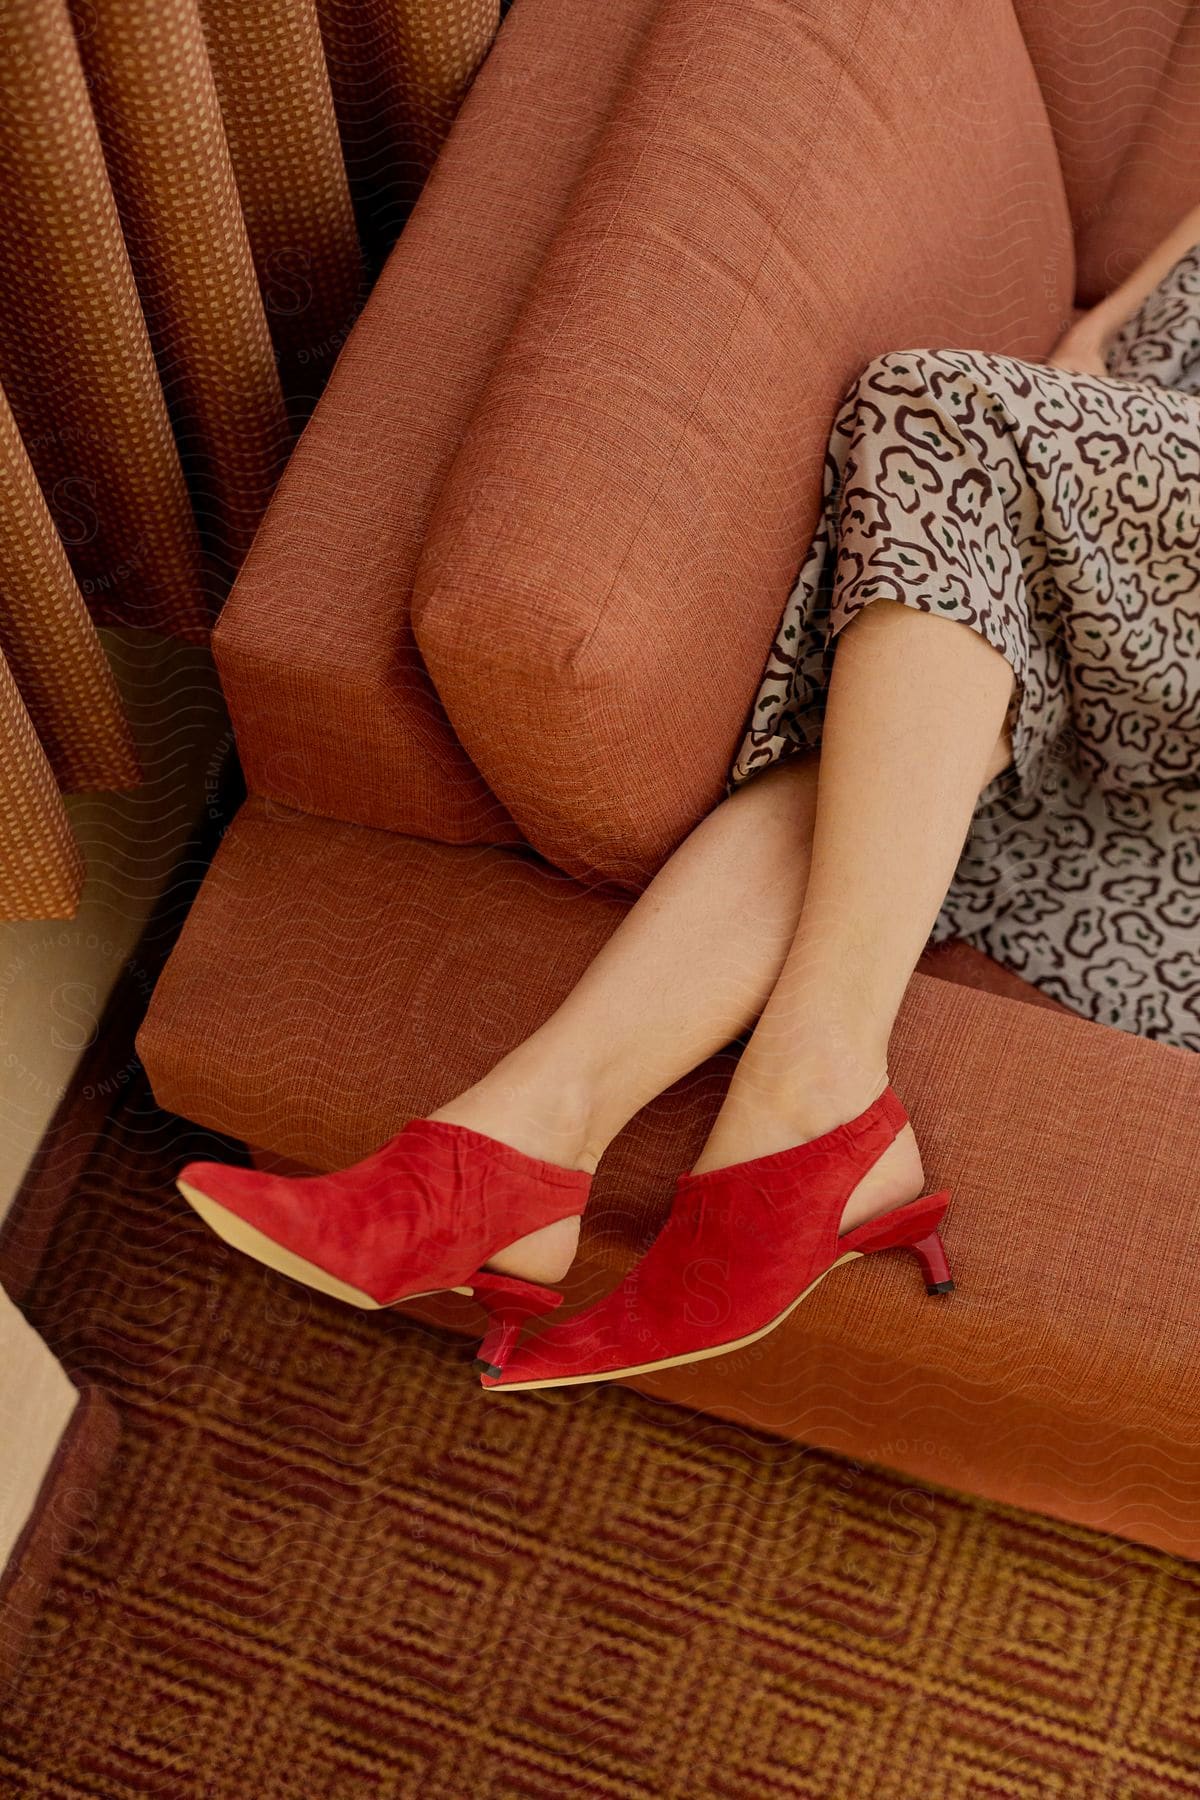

432,598,1017,1285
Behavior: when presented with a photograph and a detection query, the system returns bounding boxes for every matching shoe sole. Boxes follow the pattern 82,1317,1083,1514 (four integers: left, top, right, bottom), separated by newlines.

177,1180,474,1310
482,1249,870,1391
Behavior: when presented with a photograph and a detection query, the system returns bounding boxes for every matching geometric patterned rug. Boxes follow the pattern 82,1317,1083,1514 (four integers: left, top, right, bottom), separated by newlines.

4,1075,1200,1799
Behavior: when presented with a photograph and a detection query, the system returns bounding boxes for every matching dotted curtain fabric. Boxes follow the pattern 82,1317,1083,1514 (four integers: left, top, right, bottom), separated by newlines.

0,0,499,920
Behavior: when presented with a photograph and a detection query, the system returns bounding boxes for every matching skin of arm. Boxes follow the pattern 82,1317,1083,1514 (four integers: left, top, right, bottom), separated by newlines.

1047,199,1200,376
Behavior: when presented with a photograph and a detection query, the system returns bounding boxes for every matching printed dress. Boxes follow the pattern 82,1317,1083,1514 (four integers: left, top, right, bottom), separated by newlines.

729,242,1200,1051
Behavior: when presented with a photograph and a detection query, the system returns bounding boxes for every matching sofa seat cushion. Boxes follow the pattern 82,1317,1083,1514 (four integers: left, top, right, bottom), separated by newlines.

138,800,1200,1556
140,795,1063,1176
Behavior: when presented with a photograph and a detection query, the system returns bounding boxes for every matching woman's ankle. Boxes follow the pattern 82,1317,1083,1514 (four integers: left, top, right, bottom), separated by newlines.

686,1031,931,1234
692,1041,890,1171
427,1053,611,1175
428,1048,617,1285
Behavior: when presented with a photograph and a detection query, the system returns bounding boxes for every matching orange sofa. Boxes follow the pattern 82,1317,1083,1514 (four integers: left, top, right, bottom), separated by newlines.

137,0,1200,1558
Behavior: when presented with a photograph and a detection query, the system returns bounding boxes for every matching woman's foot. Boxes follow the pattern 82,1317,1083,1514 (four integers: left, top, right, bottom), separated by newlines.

471,1214,582,1287
431,1051,927,1280
426,1053,604,1284
481,1080,952,1392
689,1064,925,1237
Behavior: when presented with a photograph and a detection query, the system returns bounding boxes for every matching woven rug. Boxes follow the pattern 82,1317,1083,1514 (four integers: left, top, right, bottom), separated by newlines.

4,1075,1200,1800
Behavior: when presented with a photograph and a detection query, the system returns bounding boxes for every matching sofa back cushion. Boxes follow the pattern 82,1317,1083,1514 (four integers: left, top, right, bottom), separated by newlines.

412,0,1073,890
1013,0,1200,306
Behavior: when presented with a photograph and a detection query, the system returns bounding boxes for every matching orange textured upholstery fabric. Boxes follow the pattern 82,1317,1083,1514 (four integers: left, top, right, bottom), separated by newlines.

1013,0,1200,306
139,798,1066,1176
214,0,661,846
137,801,1200,1558
140,799,634,1169
411,0,1074,889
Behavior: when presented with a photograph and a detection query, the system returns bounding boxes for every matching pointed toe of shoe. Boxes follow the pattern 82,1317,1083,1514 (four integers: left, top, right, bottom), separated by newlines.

175,1158,385,1306
175,1160,312,1258
176,1158,268,1219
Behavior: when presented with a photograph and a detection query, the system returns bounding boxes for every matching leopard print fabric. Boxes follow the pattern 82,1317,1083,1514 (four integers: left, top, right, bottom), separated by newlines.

729,243,1200,1051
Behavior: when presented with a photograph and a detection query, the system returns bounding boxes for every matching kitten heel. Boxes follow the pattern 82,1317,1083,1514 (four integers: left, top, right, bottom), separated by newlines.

905,1226,955,1294
469,1270,564,1377
841,1188,956,1294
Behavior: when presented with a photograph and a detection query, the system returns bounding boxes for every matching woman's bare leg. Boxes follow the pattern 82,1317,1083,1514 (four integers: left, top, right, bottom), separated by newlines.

430,755,821,1279
691,600,1016,1236
434,601,1014,1280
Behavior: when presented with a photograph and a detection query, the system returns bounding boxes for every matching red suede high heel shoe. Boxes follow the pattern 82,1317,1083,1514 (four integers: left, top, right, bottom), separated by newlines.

175,1119,591,1370
479,1083,952,1392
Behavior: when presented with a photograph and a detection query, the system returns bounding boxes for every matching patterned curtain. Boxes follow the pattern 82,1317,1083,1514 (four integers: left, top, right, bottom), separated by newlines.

0,0,500,920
